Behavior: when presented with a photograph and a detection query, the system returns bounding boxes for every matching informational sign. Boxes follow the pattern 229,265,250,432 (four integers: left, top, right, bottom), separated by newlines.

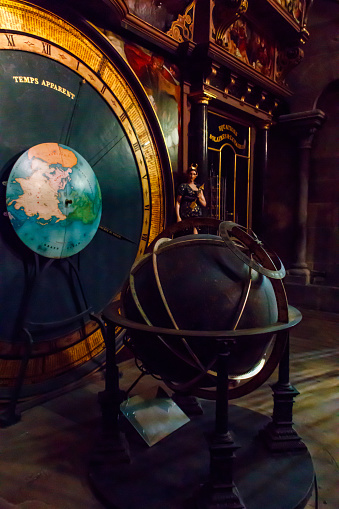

208,113,248,156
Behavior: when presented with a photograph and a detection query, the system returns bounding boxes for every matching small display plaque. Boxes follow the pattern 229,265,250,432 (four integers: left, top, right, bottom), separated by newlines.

121,393,190,447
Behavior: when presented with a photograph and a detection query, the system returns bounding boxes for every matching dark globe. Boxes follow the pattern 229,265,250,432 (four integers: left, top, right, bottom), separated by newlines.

121,223,286,397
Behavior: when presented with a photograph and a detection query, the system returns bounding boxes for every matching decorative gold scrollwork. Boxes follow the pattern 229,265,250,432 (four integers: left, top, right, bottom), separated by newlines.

167,1,196,43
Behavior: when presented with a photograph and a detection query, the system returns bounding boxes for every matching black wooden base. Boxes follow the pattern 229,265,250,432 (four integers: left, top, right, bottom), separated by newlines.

89,401,314,509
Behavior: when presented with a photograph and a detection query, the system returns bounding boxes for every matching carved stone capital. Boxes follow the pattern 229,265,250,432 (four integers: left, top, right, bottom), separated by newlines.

189,90,217,104
278,110,326,148
259,121,272,131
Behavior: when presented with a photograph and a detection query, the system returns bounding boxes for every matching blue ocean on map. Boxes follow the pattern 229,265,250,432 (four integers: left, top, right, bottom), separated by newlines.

6,143,102,258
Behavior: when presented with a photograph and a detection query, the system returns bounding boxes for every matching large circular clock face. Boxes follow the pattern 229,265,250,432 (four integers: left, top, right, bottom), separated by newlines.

0,0,170,389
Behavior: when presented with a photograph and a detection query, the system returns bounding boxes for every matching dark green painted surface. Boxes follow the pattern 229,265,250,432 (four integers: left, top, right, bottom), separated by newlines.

0,51,143,341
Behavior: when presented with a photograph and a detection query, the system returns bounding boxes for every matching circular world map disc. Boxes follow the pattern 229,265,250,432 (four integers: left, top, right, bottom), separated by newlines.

6,143,102,258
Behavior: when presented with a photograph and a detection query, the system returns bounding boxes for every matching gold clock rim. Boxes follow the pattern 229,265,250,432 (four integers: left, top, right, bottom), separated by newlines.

0,0,167,390
0,0,166,250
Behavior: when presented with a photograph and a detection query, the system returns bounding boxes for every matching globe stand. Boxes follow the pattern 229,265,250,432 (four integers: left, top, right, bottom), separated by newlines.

172,391,204,416
92,310,245,508
260,331,307,452
197,339,245,509
0,253,104,428
90,318,130,466
88,302,314,509
0,327,33,427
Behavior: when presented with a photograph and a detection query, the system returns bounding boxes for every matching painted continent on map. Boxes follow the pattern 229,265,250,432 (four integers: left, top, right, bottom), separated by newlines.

6,143,102,258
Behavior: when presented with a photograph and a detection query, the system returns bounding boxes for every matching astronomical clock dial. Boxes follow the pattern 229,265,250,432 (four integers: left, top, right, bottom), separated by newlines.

0,0,171,392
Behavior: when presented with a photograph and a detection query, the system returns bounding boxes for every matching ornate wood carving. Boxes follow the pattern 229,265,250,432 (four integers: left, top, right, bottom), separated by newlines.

167,0,196,42
212,0,248,46
276,46,304,84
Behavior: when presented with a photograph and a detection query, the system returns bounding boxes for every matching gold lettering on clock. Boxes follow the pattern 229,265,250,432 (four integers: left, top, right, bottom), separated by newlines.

13,76,38,84
41,80,75,99
12,76,75,99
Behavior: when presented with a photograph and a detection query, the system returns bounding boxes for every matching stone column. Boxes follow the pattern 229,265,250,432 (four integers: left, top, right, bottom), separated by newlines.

278,110,325,284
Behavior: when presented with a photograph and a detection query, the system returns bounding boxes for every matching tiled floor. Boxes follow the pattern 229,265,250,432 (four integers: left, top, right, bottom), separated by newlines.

0,308,337,509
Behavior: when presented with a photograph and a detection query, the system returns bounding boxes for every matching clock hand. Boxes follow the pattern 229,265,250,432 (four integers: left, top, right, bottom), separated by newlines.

98,224,135,244
64,79,85,146
89,134,125,168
